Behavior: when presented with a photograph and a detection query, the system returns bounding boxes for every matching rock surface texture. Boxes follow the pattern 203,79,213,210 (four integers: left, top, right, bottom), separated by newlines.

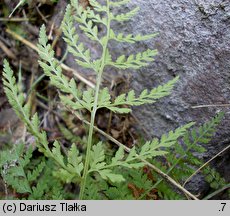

123,0,230,140
53,0,230,194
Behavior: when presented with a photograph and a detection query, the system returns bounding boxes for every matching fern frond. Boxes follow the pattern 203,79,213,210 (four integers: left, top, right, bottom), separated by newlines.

157,182,184,200
89,142,107,170
203,166,230,198
179,112,224,162
4,174,32,194
144,113,225,199
111,7,139,21
167,112,223,171
67,144,84,177
61,88,95,112
75,9,102,44
0,144,48,197
97,77,179,113
2,60,46,150
86,8,107,25
52,143,83,183
1,144,31,194
60,95,84,111
29,181,47,199
88,0,107,12
38,25,88,110
139,122,195,159
27,161,46,182
39,159,67,199
110,29,158,43
88,122,193,183
3,59,83,183
4,0,219,201
102,167,154,200
127,169,152,192
82,88,95,111
170,113,223,181
38,26,71,91
103,179,134,200
109,49,158,69
62,5,93,68
2,60,27,121
84,177,105,199
51,141,66,168
20,145,33,167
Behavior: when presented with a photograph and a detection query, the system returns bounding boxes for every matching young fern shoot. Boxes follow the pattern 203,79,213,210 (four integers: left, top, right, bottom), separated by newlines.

3,0,195,200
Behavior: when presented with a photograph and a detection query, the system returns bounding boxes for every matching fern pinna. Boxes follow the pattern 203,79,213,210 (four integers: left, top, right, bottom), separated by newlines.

3,0,195,199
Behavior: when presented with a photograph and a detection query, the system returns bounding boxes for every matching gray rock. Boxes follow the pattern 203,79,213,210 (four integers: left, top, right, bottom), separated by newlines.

124,0,230,137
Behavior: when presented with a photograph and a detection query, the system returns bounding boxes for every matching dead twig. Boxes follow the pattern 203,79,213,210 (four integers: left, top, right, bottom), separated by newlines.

0,40,17,60
0,17,34,22
35,5,48,23
192,104,230,108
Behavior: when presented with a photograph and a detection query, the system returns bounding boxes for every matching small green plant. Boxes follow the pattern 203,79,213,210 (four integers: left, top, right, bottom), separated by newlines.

79,113,228,200
140,112,229,199
2,0,227,200
0,144,65,199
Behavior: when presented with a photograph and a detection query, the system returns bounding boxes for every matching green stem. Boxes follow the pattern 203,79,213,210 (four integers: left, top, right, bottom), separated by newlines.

79,0,111,200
